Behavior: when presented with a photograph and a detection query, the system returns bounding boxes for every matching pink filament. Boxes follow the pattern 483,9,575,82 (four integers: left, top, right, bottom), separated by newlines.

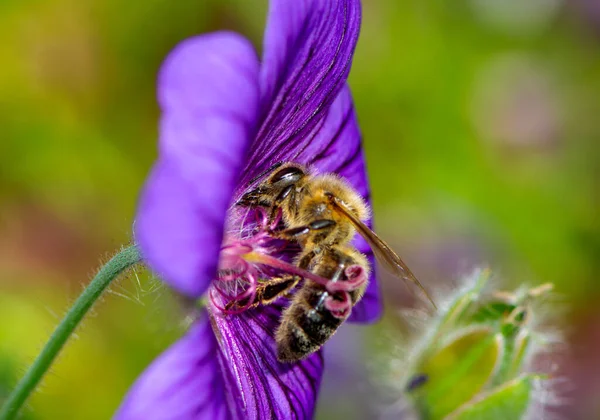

324,266,367,293
210,273,258,315
249,253,333,287
322,266,368,318
324,292,351,319
220,243,253,256
217,260,250,282
213,208,366,317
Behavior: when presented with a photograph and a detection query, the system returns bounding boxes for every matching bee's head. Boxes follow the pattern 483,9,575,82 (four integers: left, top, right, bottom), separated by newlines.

236,163,307,207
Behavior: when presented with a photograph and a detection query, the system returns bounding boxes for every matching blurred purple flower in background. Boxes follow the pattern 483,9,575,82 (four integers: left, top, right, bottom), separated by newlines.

116,0,382,418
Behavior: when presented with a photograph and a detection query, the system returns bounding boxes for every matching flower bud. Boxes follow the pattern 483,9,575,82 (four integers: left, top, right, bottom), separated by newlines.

401,269,556,420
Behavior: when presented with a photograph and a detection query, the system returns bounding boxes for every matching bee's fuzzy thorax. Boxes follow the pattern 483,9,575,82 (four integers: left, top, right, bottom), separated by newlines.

310,173,370,221
227,159,423,364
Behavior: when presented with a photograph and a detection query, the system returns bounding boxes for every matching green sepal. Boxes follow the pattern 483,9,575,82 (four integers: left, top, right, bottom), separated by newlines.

448,374,538,420
423,269,492,358
492,327,531,387
408,327,503,420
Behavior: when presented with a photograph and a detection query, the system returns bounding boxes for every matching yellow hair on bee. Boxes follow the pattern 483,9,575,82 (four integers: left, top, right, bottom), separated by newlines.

308,173,370,221
235,161,433,362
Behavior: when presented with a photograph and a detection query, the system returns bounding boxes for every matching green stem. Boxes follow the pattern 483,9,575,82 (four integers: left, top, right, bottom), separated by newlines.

0,245,141,420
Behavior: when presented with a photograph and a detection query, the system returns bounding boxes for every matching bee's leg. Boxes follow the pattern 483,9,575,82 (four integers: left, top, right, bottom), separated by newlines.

272,219,336,240
238,187,292,231
236,186,272,208
257,275,302,305
296,250,317,270
225,275,301,310
271,185,293,212
265,184,296,229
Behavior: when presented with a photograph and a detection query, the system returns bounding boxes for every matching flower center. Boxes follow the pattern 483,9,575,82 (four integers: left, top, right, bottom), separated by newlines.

209,208,368,318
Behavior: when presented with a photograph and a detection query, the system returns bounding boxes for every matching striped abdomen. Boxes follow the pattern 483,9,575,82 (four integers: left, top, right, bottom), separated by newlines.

275,283,345,362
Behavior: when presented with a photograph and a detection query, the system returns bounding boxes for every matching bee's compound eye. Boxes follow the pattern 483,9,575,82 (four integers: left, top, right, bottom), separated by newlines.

270,166,305,185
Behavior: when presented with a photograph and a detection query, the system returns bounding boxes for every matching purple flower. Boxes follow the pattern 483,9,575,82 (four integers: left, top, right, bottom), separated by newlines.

116,0,381,418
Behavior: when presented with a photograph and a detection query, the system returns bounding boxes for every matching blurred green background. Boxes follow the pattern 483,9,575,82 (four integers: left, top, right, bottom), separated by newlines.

0,0,598,419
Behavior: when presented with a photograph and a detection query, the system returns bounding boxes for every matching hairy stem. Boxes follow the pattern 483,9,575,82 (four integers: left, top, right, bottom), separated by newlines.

0,245,141,420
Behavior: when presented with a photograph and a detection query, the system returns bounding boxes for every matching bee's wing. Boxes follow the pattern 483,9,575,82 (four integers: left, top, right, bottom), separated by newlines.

329,196,437,309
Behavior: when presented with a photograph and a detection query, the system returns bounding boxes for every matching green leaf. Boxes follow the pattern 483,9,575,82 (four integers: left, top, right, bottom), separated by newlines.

448,374,537,420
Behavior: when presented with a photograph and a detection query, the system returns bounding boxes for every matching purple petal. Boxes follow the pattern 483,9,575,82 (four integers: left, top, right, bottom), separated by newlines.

115,316,233,420
117,305,324,420
296,86,382,323
211,302,324,419
135,32,260,297
239,0,362,185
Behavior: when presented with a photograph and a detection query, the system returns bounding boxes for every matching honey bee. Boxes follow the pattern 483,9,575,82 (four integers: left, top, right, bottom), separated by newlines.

236,162,435,362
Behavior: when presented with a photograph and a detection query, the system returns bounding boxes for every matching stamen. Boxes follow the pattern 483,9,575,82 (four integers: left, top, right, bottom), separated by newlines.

324,265,367,293
221,244,253,256
229,273,258,303
213,209,366,316
243,252,323,285
209,288,229,312
217,260,249,281
210,275,258,315
324,292,351,318
209,288,250,315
